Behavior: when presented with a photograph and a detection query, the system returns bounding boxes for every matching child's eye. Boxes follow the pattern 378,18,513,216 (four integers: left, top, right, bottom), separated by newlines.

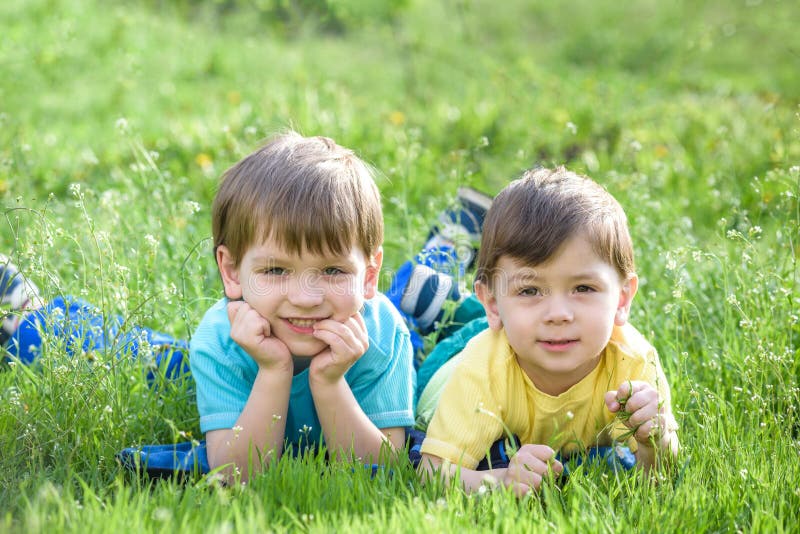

575,285,595,293
322,266,346,276
519,287,540,296
261,267,287,275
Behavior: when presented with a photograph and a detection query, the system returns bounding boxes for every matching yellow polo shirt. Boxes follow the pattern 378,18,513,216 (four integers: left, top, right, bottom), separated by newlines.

419,323,672,468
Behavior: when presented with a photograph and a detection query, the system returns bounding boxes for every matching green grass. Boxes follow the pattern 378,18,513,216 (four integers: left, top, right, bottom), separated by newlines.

1,0,799,531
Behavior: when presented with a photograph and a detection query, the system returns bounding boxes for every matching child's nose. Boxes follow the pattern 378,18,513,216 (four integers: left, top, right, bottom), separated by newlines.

287,272,325,307
543,294,573,323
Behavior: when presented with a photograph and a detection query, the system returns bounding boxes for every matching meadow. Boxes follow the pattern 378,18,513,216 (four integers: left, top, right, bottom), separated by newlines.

1,0,798,531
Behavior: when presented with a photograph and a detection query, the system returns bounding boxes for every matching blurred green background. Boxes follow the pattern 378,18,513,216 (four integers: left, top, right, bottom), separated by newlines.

1,0,798,530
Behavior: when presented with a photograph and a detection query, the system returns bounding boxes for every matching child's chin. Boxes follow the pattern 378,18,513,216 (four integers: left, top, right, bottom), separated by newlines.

286,340,327,358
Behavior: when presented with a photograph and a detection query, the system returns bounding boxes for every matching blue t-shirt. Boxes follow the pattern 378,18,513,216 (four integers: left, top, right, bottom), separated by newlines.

189,293,415,451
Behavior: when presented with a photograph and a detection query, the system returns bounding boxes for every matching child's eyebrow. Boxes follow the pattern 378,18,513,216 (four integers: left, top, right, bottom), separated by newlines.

320,255,359,269
506,270,539,284
250,255,279,263
567,271,605,281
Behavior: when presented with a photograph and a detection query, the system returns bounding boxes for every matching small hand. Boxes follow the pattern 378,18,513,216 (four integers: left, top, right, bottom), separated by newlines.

308,312,369,384
605,380,673,448
227,300,292,372
502,444,563,497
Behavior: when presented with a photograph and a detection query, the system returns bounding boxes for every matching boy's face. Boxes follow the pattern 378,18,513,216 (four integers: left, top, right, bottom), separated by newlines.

475,233,637,396
217,237,382,357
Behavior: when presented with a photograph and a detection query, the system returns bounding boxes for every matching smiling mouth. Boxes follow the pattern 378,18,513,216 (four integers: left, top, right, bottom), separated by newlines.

286,317,327,328
540,339,578,347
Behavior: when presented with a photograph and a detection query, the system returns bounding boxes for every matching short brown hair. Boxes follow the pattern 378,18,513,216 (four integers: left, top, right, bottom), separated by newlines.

476,167,634,284
212,132,383,265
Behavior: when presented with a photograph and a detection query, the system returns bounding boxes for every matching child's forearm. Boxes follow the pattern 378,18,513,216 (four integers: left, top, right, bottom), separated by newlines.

206,367,293,480
309,375,403,462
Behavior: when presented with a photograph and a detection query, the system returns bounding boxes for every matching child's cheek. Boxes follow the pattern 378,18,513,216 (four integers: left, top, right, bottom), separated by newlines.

330,276,365,319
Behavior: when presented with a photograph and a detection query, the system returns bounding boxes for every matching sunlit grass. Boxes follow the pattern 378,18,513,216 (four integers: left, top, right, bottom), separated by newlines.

1,0,799,531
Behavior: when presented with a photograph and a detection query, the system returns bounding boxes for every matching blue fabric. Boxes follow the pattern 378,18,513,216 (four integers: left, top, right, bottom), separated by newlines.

0,264,18,296
385,261,425,358
117,439,389,478
117,441,209,478
190,293,415,450
415,245,465,280
415,315,488,402
4,296,189,380
386,260,414,313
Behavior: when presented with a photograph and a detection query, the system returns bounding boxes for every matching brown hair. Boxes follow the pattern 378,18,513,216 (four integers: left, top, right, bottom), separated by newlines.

476,167,634,284
212,132,383,266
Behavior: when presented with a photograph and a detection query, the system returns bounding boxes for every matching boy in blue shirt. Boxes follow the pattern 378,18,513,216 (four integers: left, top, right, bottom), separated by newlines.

189,132,415,480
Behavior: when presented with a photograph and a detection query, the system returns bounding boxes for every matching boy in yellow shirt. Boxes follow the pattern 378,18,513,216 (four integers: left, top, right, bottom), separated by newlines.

416,167,679,496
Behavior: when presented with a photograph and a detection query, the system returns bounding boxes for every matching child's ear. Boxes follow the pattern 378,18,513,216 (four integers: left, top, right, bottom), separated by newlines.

362,247,384,299
475,279,503,331
216,245,243,300
614,274,639,326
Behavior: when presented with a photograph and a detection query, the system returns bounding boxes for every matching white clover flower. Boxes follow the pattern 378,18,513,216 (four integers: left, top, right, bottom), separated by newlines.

152,507,172,522
144,234,159,250
184,200,201,214
115,117,129,133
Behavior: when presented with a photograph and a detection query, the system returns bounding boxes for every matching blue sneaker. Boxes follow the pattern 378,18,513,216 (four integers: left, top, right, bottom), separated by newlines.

1,254,43,347
424,187,493,273
388,262,459,336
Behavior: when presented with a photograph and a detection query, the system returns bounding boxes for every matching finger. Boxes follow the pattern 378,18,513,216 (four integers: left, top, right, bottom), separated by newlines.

510,447,555,480
513,453,550,477
523,444,557,463
605,390,621,412
315,317,368,353
229,302,273,342
548,458,564,477
313,327,364,359
352,311,367,334
634,418,657,443
508,461,544,490
311,328,346,355
318,314,367,339
510,482,532,498
343,314,370,349
227,300,246,325
636,414,669,443
615,380,638,402
526,471,543,491
623,387,660,417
